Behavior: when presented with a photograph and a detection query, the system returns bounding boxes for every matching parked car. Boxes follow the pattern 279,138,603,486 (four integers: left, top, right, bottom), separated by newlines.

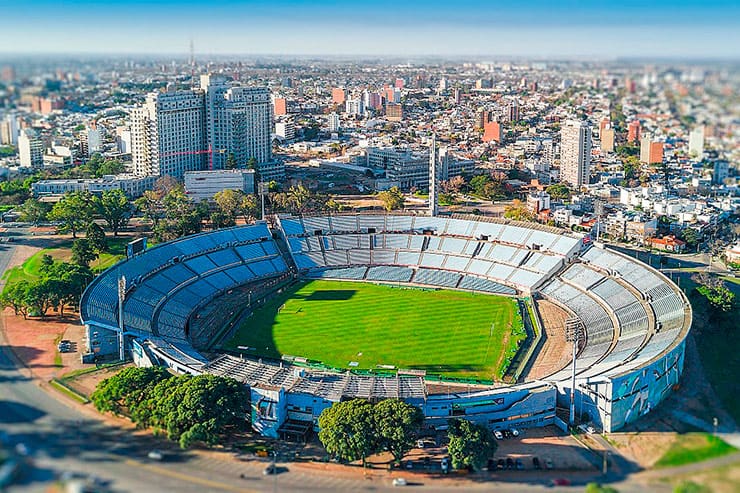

510,428,520,437
147,450,164,461
392,477,407,487
497,458,505,470
532,457,541,469
506,458,514,470
544,458,554,470
417,439,425,449
493,430,503,440
515,458,524,470
262,465,277,476
440,457,449,474
551,478,571,486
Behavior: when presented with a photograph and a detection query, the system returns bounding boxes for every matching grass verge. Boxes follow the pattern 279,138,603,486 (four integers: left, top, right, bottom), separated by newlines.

655,433,736,468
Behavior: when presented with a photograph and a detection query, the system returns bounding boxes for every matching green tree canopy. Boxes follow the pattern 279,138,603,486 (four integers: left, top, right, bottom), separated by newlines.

447,419,497,471
377,186,405,212
545,183,571,200
17,198,51,224
98,189,132,236
318,399,377,466
86,222,107,253
71,238,98,267
48,190,96,238
91,366,172,416
503,199,535,222
373,399,424,464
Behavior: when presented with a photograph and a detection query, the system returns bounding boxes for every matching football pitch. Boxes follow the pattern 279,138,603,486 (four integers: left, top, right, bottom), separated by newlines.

225,279,526,380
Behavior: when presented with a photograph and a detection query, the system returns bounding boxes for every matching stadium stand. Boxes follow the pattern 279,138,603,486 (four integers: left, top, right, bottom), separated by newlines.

82,215,690,436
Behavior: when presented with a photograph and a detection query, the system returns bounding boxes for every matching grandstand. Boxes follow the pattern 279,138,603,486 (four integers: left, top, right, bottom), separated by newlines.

80,213,691,437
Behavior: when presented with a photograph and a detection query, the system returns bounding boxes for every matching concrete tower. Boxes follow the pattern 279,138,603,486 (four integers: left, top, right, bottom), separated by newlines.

429,134,438,217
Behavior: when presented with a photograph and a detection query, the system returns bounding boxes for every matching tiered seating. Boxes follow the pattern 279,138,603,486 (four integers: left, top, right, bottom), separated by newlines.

366,266,414,282
412,268,461,288
306,267,368,280
459,276,517,295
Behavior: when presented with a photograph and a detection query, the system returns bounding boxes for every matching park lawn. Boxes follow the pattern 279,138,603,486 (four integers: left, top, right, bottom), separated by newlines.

655,433,736,468
226,279,525,381
2,235,129,293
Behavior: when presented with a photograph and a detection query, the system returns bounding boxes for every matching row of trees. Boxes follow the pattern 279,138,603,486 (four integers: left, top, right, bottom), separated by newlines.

19,188,133,238
317,398,497,471
691,272,736,315
91,367,250,448
0,256,93,318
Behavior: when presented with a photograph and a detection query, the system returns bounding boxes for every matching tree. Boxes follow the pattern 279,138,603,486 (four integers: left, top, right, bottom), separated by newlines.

96,159,125,177
0,280,32,318
17,198,50,224
377,187,405,212
134,190,165,228
469,175,491,196
91,366,171,416
86,222,107,253
678,227,699,249
214,189,245,221
145,374,250,448
504,199,535,222
545,183,571,201
446,419,497,472
48,191,96,238
210,210,235,229
98,189,132,236
318,399,377,467
71,238,98,267
373,399,424,464
153,186,205,242
287,184,312,214
225,153,237,170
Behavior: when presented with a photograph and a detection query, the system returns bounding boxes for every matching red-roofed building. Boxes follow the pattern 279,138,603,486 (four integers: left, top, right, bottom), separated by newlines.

648,235,686,253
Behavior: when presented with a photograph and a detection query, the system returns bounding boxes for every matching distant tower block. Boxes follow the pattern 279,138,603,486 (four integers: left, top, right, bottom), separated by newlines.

429,134,439,217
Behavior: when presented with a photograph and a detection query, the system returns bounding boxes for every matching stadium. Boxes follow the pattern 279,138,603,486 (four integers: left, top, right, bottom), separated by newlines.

80,213,691,439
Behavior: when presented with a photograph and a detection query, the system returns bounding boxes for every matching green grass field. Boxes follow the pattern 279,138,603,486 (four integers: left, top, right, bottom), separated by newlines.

655,433,736,468
225,279,526,381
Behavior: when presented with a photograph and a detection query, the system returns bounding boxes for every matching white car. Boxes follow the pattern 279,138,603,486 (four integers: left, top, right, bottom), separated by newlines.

494,430,503,440
510,428,520,437
147,450,164,461
392,477,407,487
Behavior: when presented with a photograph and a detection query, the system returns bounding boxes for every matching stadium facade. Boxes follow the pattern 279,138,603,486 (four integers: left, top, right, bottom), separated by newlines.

80,214,691,437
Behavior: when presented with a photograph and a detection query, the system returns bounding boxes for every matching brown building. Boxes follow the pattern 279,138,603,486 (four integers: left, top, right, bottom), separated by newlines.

627,120,641,143
273,97,287,116
331,88,346,105
385,103,403,122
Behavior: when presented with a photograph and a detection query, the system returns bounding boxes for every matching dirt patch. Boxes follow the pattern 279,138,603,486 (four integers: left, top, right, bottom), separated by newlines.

526,299,571,380
607,432,678,468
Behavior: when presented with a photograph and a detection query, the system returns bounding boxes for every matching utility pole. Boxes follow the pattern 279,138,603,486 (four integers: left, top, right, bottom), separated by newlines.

258,181,268,220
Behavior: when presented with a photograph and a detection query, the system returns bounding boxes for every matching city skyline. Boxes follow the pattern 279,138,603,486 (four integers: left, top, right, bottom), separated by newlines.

1,1,739,58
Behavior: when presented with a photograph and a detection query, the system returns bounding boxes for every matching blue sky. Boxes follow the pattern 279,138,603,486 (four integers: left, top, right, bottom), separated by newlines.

0,1,738,57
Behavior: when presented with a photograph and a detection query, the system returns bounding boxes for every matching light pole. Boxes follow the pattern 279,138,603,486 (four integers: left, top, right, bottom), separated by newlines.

565,317,585,427
258,181,268,220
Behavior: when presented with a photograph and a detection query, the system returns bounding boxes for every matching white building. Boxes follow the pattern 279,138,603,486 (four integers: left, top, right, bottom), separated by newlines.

0,114,19,145
345,98,364,116
200,74,273,172
87,126,103,155
32,174,155,198
18,129,44,167
131,89,206,178
688,126,704,160
560,120,592,188
328,112,340,133
184,169,256,202
131,75,279,181
275,120,295,141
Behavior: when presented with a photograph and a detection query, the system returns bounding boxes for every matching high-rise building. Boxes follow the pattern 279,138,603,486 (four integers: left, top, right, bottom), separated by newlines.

507,99,519,122
386,103,403,122
560,120,592,188
131,90,206,178
132,76,277,180
345,98,364,116
86,125,103,155
0,114,19,145
331,87,346,105
273,97,287,116
600,127,615,153
201,74,272,172
640,135,663,164
18,129,44,168
627,120,641,143
429,134,438,217
688,126,704,160
481,111,501,143
328,113,340,133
